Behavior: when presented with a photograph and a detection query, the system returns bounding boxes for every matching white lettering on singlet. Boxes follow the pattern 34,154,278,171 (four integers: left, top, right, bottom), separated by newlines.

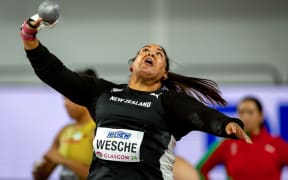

109,96,152,108
111,88,124,92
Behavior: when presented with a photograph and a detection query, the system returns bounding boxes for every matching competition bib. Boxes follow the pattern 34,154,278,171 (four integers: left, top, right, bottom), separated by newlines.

93,127,144,162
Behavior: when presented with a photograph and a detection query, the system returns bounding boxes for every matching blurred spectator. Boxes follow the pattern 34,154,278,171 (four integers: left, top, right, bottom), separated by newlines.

174,156,200,180
197,96,288,180
33,69,97,180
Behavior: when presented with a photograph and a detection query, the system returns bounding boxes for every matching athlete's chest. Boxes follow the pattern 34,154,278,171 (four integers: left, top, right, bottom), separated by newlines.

94,88,168,129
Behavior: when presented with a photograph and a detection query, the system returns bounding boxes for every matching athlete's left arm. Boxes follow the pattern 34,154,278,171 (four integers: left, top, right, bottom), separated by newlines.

162,91,251,143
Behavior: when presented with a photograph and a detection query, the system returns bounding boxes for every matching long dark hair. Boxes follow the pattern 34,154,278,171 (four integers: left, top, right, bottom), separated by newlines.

129,45,227,106
163,72,226,106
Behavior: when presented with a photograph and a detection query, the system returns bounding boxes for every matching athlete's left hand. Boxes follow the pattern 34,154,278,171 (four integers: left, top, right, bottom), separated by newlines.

225,122,252,144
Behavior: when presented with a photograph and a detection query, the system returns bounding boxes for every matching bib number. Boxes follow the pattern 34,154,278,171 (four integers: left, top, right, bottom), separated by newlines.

93,127,144,162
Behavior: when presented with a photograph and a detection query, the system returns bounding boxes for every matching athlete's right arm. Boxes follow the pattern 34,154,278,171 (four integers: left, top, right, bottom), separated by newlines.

196,140,228,180
21,18,41,50
20,18,115,106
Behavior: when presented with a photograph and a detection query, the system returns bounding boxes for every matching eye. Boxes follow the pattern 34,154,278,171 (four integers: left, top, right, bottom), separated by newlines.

142,48,149,53
247,110,254,116
156,52,163,57
238,110,243,115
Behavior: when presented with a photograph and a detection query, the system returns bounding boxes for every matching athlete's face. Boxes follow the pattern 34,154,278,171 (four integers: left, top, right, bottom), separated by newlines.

64,98,87,120
237,100,263,132
130,44,168,82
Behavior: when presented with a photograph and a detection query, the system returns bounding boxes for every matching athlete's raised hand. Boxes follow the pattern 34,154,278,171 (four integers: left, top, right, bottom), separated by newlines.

20,16,42,41
226,122,252,144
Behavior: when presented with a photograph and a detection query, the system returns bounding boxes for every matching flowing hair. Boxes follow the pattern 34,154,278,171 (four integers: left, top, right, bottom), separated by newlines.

129,45,227,106
163,72,226,106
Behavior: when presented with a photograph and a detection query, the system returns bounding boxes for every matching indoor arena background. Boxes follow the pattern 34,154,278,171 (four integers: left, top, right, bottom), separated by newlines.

0,0,288,179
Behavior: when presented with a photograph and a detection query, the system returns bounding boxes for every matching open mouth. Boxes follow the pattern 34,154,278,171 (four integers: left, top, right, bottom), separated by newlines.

144,58,154,66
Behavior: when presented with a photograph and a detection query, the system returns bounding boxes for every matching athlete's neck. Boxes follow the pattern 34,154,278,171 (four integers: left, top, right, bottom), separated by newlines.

128,77,161,92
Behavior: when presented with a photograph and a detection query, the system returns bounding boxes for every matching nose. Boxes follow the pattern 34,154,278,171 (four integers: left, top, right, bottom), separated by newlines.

147,52,155,58
240,113,250,122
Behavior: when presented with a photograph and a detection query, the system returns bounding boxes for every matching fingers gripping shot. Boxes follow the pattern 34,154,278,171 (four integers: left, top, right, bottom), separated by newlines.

20,4,252,180
20,0,60,39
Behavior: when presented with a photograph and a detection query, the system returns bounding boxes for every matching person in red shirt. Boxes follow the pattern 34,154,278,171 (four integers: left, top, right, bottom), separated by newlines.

197,96,288,180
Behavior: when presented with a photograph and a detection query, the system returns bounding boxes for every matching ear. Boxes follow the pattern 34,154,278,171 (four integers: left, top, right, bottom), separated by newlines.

129,65,133,72
163,72,168,80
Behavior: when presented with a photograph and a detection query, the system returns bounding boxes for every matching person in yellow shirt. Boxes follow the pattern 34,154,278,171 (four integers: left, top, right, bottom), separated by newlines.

33,69,97,180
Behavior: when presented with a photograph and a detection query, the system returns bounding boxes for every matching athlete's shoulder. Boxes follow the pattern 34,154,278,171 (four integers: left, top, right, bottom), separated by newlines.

161,90,187,101
162,89,200,101
91,79,123,96
96,78,120,88
109,84,127,91
161,89,204,108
